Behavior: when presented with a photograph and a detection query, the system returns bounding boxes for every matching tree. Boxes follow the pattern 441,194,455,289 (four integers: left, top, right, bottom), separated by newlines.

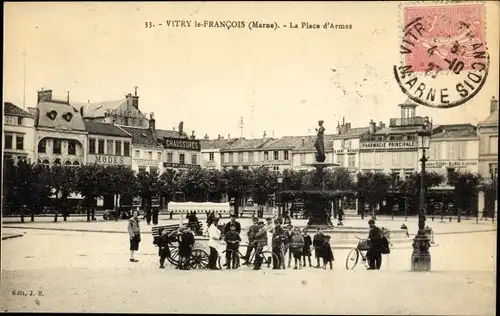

205,169,227,202
451,171,481,221
177,168,212,202
251,166,277,206
403,171,445,214
49,165,78,222
223,168,253,217
159,168,182,204
105,165,137,220
2,158,17,217
356,172,392,219
136,168,161,213
281,169,307,192
324,168,355,191
76,164,109,222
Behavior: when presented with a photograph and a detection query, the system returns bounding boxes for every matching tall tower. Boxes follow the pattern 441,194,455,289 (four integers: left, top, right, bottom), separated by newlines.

399,98,418,126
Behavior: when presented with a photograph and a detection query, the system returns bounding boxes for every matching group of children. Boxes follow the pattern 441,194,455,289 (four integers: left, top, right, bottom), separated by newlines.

283,224,334,270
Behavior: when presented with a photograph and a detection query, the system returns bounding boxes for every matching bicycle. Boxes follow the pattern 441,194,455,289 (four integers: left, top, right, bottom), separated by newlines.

345,235,371,270
217,242,278,269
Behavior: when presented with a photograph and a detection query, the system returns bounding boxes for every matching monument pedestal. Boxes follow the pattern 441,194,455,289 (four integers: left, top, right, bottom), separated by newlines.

411,232,431,272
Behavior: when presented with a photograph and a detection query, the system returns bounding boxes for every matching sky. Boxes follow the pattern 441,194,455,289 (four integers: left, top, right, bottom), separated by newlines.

3,2,499,139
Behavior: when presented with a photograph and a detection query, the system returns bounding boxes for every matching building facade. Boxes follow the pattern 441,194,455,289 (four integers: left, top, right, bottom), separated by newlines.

220,137,275,170
3,102,36,163
426,124,479,178
84,121,133,167
359,100,425,180
200,135,237,170
477,97,498,216
332,119,369,174
31,89,87,166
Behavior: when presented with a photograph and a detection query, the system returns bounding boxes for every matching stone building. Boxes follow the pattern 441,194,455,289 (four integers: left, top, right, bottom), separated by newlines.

3,102,36,163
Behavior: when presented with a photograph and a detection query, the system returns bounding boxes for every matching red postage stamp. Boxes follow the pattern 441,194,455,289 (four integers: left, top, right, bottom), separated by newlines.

402,4,486,73
393,2,489,109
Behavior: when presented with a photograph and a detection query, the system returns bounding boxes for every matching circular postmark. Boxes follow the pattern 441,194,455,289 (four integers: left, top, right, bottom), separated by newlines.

393,3,489,109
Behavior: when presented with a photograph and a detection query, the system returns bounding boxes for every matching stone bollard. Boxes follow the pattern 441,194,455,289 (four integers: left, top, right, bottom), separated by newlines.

432,216,434,221
449,217,452,222
169,211,173,220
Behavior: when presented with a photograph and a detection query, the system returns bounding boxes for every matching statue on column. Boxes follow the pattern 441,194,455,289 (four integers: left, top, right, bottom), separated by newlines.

314,120,326,162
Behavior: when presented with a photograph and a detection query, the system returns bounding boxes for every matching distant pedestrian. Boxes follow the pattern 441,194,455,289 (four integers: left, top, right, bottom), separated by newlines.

285,224,294,268
145,208,152,225
127,210,141,262
152,208,159,225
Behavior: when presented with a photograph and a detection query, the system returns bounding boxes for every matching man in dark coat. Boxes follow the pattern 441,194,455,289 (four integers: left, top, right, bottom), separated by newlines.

155,228,176,268
253,221,268,270
367,219,383,270
224,214,241,234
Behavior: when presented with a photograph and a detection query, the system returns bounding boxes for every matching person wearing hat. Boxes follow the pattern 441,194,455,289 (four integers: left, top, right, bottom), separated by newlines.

253,221,268,270
242,217,259,265
367,219,384,270
224,214,241,234
271,219,287,269
178,226,195,270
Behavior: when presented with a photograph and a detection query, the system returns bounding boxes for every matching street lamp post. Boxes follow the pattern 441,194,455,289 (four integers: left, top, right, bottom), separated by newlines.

411,116,432,272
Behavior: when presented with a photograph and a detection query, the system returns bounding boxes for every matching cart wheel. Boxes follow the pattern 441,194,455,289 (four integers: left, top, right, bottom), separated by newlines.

190,249,209,269
167,248,180,266
345,248,359,270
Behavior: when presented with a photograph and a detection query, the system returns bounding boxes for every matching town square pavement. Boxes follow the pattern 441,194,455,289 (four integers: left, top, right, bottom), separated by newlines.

0,217,497,314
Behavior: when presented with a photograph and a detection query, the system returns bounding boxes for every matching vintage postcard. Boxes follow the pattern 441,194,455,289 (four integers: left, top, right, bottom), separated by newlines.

2,1,498,314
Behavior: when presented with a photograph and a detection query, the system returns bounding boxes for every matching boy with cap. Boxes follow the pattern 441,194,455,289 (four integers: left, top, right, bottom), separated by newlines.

224,224,241,269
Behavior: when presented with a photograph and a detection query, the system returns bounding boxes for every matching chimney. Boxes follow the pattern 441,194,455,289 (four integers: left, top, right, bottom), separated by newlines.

190,130,196,140
345,122,351,131
149,113,156,133
369,119,376,134
263,131,267,138
228,134,231,139
178,122,184,135
67,91,70,104
379,121,386,129
37,89,53,103
204,134,209,140
491,96,498,114
301,137,306,146
337,121,341,135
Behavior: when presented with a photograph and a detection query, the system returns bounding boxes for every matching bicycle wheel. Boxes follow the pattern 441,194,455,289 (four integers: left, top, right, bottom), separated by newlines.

261,251,279,269
345,248,359,270
190,249,209,269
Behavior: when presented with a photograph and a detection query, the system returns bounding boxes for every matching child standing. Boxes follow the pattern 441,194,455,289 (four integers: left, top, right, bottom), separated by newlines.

319,235,334,270
290,227,305,269
155,228,176,269
302,228,312,267
178,226,195,270
224,224,241,269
